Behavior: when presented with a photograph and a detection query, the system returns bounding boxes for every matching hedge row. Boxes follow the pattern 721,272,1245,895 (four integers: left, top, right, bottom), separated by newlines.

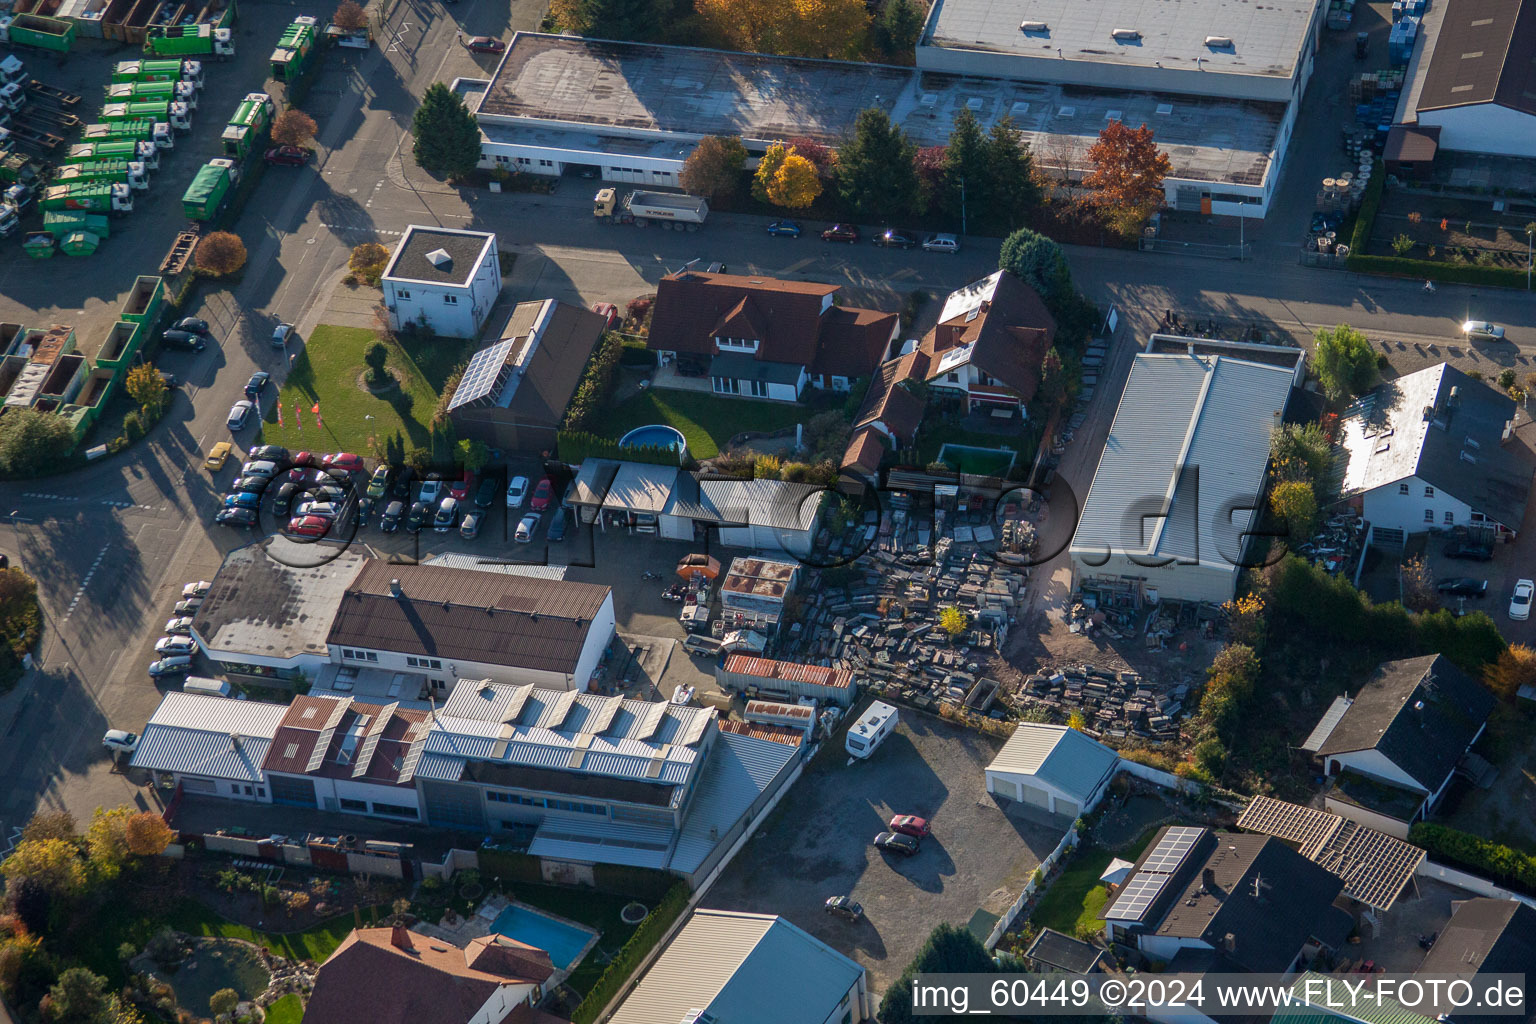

563,332,624,433
1348,164,1384,254
476,848,544,886
571,881,691,1024
556,430,684,468
1345,252,1530,289
1409,823,1536,895
592,863,678,902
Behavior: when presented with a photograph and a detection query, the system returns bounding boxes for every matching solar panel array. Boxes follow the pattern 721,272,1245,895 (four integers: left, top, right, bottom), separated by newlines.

447,338,516,411
1104,826,1208,923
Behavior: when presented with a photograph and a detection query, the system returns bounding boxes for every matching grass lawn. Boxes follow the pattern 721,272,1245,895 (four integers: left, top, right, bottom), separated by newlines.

602,390,806,460
1029,829,1157,938
263,993,304,1024
258,324,443,455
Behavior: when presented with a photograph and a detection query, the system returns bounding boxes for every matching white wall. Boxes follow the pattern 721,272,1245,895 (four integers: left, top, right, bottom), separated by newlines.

302,774,425,819
1073,552,1241,606
571,593,617,690
1362,476,1476,535
1324,794,1413,839
1418,104,1536,159
1326,748,1425,792
468,983,538,1024
384,243,501,340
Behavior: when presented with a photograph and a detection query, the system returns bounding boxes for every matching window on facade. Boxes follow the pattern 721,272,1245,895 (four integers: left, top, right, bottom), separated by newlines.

443,294,458,305
341,648,378,663
716,337,759,353
1444,511,1455,524
405,656,442,670
749,380,768,398
539,159,553,167
1471,512,1487,522
1398,483,1409,494
947,372,960,383
494,155,509,164
340,798,367,812
395,289,410,300
713,377,740,395
1424,509,1435,522
371,802,419,818
1424,485,1435,497
256,788,265,798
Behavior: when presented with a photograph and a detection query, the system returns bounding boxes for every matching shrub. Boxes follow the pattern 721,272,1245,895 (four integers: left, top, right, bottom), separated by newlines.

562,333,624,432
195,232,247,276
1409,823,1536,893
571,883,690,1024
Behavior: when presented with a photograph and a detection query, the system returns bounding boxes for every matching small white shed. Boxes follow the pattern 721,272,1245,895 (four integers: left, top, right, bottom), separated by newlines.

985,723,1119,820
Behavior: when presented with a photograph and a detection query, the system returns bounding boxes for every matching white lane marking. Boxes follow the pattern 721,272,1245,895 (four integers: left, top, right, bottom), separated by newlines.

62,543,111,623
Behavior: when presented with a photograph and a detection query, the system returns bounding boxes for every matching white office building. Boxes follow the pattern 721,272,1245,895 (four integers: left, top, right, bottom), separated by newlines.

381,226,501,339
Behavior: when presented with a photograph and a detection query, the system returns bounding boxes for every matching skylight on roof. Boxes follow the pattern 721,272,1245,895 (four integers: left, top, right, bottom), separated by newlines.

426,247,453,270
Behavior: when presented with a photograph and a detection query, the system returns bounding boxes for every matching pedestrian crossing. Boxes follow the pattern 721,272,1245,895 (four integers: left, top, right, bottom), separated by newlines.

22,492,157,510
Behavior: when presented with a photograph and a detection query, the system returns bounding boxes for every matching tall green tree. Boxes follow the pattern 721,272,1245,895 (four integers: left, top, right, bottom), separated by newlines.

834,108,922,222
877,0,923,57
550,0,664,38
411,83,481,180
998,227,1071,303
0,408,74,476
1313,323,1377,401
45,967,109,1024
940,108,987,225
984,116,1042,231
878,923,998,1024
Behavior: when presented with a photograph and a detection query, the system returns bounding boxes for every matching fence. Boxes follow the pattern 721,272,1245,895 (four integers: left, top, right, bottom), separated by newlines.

1140,238,1251,260
983,828,1079,949
1115,759,1201,795
1417,859,1536,909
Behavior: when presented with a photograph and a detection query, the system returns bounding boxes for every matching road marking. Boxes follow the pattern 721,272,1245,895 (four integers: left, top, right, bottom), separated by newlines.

61,543,111,623
320,223,401,237
23,493,156,510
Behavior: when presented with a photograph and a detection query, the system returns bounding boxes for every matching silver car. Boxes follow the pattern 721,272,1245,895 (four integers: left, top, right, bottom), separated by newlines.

1462,320,1506,341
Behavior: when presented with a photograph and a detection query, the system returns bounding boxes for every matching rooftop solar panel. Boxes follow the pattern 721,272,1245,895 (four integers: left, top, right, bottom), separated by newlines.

447,338,516,411
1104,873,1170,921
1141,826,1205,874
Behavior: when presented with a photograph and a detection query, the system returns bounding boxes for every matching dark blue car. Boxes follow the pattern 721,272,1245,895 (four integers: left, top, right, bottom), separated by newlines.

766,220,801,238
245,371,271,398
223,491,262,510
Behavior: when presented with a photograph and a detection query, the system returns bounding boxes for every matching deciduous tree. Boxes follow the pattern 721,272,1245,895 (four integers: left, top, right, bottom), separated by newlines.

411,83,481,180
332,0,367,30
1269,480,1318,542
363,342,389,388
195,231,246,276
698,0,869,58
678,136,746,198
786,136,833,178
766,151,821,208
6,876,50,936
349,241,390,284
85,807,133,883
0,839,85,899
1402,556,1438,613
834,108,922,222
1270,422,1333,487
44,967,107,1024
1485,644,1536,701
751,142,787,203
124,814,174,858
270,109,317,149
1313,323,1377,401
457,438,489,473
209,988,239,1021
0,408,74,477
913,145,946,201
1084,120,1172,231
124,364,167,417
939,606,969,637
549,0,663,39
997,227,1070,303
1037,347,1065,412
20,811,75,845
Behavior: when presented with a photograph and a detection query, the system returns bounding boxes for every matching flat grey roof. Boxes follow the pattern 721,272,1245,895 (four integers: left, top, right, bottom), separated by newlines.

196,544,366,663
383,226,494,287
477,34,1281,188
925,0,1318,80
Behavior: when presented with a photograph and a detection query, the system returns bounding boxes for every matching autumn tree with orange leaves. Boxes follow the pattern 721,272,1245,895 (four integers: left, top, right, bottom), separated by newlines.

1084,120,1173,234
697,0,868,58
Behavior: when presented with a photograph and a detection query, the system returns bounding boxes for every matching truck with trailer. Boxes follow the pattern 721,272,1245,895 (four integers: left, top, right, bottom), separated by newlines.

144,24,234,59
182,158,239,220
0,56,26,89
270,16,320,83
221,92,273,160
53,160,150,190
111,59,203,89
0,14,76,53
41,182,133,215
82,120,173,149
104,80,198,109
101,101,191,132
592,188,708,230
63,139,159,169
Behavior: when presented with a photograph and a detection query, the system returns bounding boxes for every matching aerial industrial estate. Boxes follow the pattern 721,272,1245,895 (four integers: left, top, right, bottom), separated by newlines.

0,0,1534,1021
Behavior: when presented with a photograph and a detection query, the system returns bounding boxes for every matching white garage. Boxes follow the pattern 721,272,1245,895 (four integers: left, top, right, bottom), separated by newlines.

700,479,822,558
985,724,1119,821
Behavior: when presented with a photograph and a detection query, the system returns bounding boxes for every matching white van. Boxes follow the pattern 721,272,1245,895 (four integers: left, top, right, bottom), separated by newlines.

845,700,898,759
183,676,232,697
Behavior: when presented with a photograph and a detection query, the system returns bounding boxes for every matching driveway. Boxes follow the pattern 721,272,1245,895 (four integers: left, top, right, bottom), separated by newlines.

703,712,1065,997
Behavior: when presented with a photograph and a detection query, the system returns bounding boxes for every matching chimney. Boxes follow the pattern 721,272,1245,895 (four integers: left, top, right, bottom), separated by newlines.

1222,932,1236,953
1202,867,1217,890
390,579,403,598
391,924,412,950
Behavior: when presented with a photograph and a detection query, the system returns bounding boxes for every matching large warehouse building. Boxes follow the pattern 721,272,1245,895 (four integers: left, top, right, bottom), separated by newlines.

465,30,1300,215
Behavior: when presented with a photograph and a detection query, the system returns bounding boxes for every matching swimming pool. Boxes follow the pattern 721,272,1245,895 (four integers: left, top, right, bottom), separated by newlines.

619,423,687,458
489,905,594,970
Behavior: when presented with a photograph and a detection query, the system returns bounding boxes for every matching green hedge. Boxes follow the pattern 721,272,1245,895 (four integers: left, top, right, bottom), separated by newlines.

592,863,677,902
564,333,624,432
571,881,691,1024
619,340,657,368
1345,253,1531,289
556,430,682,468
1409,823,1536,894
1348,164,1384,254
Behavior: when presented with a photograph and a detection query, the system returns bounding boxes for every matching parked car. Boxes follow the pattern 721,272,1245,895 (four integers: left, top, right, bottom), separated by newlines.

165,617,195,635
272,323,295,348
459,511,481,540
293,499,342,520
291,451,320,468
418,475,444,505
173,598,202,616
205,441,234,471
1437,577,1488,597
450,470,472,501
530,477,553,511
824,895,863,920
515,513,540,543
390,466,415,499
249,445,289,463
159,371,182,389
506,475,529,508
148,655,192,678
821,223,860,244
889,814,931,838
766,220,802,238
1462,321,1507,342
161,329,205,352
354,496,374,529
309,485,348,504
232,475,268,494
1511,579,1534,621
286,514,330,538
182,581,212,599
227,400,254,431
362,465,389,499
222,491,261,511
873,831,919,856
284,467,328,486
241,460,279,479
591,302,619,329
434,497,460,532
173,317,210,334
1444,541,1494,561
102,729,139,755
922,233,959,253
466,34,506,52
271,482,299,517
264,145,309,166
244,371,270,398
407,500,430,533
547,507,570,542
214,507,257,528
322,452,365,473
155,636,196,656
873,229,917,250
380,500,404,532
475,477,499,509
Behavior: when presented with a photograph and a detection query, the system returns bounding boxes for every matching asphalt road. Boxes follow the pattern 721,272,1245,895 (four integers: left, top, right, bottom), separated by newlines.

1,0,1534,841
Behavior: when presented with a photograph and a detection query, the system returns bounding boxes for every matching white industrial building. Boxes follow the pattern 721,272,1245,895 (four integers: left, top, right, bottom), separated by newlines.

464,31,1297,216
985,723,1118,819
1070,349,1296,606
1392,0,1536,160
381,226,502,339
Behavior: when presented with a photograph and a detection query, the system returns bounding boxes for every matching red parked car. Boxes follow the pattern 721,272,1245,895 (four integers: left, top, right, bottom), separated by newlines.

291,451,319,468
450,470,472,501
322,452,365,473
530,477,553,511
265,145,310,166
286,515,330,538
591,302,619,329
821,223,860,244
889,815,931,839
466,35,506,53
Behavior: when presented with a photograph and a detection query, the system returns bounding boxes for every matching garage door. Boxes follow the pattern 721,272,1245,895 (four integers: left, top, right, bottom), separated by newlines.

988,773,1022,800
1022,783,1051,808
1055,798,1080,819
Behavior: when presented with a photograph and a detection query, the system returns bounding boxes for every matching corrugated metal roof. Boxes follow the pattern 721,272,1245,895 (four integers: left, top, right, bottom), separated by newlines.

986,723,1118,804
1301,695,1353,752
608,910,863,1024
670,730,798,874
700,479,822,532
414,751,467,781
136,691,289,735
421,552,569,580
1278,973,1437,1024
527,815,676,869
129,693,287,781
722,655,855,692
1071,353,1293,566
601,463,679,513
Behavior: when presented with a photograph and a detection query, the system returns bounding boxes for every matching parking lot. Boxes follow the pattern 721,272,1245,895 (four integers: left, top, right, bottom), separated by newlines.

703,712,1065,995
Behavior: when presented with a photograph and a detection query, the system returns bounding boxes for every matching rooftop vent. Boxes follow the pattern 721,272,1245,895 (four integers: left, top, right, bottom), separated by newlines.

1156,102,1174,115
1056,105,1076,118
1111,28,1141,41
919,92,938,106
1019,19,1048,31
1461,450,1478,464
1105,110,1123,121
1205,35,1234,48
390,578,403,598
966,97,983,110
1010,101,1031,117
425,247,453,271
